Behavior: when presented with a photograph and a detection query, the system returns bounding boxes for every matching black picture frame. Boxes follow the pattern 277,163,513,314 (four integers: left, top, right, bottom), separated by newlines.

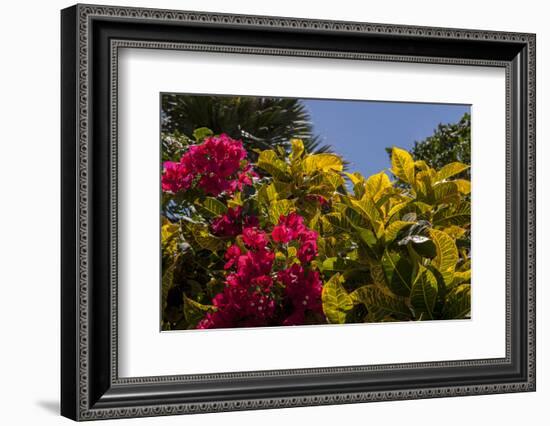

61,4,536,421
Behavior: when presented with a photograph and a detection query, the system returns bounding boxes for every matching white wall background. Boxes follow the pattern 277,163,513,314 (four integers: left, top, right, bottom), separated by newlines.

0,0,546,424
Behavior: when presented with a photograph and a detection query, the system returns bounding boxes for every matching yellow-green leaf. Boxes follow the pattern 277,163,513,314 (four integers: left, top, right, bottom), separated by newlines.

290,138,305,161
192,127,213,142
384,221,415,244
351,285,410,321
183,295,215,328
162,260,176,311
365,171,391,200
414,160,430,171
257,181,291,205
442,225,467,240
381,249,413,297
436,162,469,182
303,153,344,174
443,284,471,319
227,192,243,208
257,150,291,180
161,220,180,258
369,262,386,287
391,147,415,184
344,206,370,229
197,197,227,217
450,270,471,287
410,267,438,320
415,169,435,198
268,199,294,224
430,229,458,285
194,228,224,252
287,246,298,258
434,181,461,204
351,198,382,224
322,274,353,324
454,179,471,194
386,200,411,223
353,225,378,249
433,202,471,227
345,172,365,186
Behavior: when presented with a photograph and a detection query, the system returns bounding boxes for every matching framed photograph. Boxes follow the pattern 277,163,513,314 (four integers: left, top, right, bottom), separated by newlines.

61,4,536,421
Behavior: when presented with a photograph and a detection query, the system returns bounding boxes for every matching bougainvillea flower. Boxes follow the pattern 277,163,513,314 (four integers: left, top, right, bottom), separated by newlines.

197,278,276,329
223,244,242,270
282,309,306,326
161,133,254,197
299,229,318,243
272,213,319,265
234,250,275,287
271,223,294,243
211,207,243,237
297,238,318,263
242,227,269,250
161,161,192,193
250,275,274,291
243,214,259,228
211,207,260,239
272,212,303,243
278,264,323,325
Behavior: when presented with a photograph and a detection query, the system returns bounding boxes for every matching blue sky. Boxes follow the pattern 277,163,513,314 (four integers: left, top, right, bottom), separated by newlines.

303,99,470,178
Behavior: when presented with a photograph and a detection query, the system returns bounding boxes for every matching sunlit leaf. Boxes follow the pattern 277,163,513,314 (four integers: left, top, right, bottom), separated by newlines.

257,150,291,180
196,197,227,217
227,192,243,208
434,181,461,204
436,162,469,182
161,220,180,259
430,229,458,285
290,138,305,161
391,147,415,184
322,274,353,324
365,171,391,200
345,172,365,186
304,153,344,174
433,202,471,227
454,179,471,194
192,127,213,142
268,199,294,224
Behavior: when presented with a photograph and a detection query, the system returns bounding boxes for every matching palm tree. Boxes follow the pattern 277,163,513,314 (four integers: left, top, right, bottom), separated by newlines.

161,94,332,154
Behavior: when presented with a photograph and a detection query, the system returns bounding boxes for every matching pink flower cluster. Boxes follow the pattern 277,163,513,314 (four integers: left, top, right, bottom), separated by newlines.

272,212,319,263
197,211,322,329
273,212,322,325
211,206,259,238
197,226,276,329
161,134,256,196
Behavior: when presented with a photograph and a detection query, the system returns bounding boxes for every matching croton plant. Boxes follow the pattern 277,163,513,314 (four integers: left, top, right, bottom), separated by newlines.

161,128,471,330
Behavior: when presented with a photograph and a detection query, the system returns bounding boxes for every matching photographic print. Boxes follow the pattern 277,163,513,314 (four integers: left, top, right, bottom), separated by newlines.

160,94,471,331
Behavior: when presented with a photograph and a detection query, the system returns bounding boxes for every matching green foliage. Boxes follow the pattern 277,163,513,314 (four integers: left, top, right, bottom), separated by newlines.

387,113,471,179
314,146,471,323
161,128,471,329
322,274,353,324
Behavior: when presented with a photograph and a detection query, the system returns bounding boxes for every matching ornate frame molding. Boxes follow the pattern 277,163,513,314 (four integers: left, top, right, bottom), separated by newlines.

61,4,536,421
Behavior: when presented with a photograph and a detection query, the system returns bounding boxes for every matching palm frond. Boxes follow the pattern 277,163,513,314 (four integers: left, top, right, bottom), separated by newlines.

161,95,334,156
